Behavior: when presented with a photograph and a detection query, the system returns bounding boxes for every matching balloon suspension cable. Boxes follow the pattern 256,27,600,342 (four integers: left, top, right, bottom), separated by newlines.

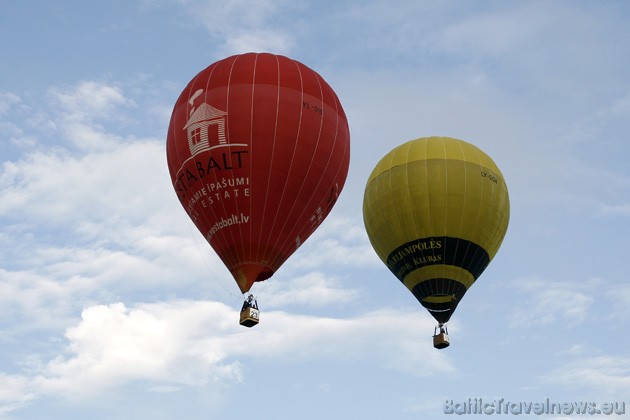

185,220,241,302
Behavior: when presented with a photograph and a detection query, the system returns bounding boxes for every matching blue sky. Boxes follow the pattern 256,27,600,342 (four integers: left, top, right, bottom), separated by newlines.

1,1,629,419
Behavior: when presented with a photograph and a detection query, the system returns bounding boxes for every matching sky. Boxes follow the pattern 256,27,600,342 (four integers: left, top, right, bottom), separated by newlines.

1,1,629,419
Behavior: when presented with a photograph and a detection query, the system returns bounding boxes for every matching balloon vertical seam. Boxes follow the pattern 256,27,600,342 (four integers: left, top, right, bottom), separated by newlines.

254,54,281,264
260,58,305,264
266,65,325,262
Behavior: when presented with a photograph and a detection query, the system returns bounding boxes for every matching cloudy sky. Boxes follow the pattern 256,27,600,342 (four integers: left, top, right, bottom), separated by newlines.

1,1,629,419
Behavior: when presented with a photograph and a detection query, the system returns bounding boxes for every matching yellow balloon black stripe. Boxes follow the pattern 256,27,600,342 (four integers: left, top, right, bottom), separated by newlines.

386,236,490,281
412,279,466,323
387,236,490,323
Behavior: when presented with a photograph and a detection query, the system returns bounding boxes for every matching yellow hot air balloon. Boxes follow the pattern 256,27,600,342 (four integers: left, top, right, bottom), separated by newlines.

363,136,509,349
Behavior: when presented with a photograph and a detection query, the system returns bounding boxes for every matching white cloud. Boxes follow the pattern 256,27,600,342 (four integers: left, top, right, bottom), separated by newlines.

49,81,132,123
509,277,598,327
431,5,542,56
0,373,34,416
227,308,454,377
0,268,87,331
176,0,297,56
0,133,175,231
0,300,452,412
0,94,50,153
258,271,359,308
599,203,630,217
32,301,244,398
0,80,233,332
606,285,630,319
287,214,379,272
0,92,21,115
0,229,232,334
0,82,169,246
543,354,630,400
0,137,201,306
44,81,138,152
222,30,294,57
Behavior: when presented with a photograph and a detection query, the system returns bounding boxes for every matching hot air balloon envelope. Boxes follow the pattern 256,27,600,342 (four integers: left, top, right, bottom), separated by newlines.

167,53,350,294
363,137,509,325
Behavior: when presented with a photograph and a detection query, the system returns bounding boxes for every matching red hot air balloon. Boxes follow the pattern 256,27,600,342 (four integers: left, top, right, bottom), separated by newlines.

166,53,350,325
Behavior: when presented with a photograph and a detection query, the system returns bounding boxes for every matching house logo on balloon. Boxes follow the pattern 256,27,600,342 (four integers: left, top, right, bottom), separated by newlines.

184,88,245,156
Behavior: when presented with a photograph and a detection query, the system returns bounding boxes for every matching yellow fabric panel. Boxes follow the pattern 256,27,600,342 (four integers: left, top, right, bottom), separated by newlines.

423,295,455,304
367,136,503,184
404,265,475,292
